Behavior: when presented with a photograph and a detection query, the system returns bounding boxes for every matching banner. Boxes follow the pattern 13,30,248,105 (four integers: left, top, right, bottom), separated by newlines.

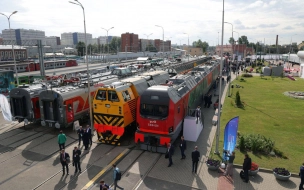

0,94,12,122
222,116,239,161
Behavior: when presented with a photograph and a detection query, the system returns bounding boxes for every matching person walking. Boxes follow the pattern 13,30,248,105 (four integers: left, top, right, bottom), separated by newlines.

203,94,208,108
195,106,201,123
179,136,187,159
100,180,110,190
58,130,67,151
86,125,93,146
207,93,212,108
112,164,123,190
299,163,304,190
77,127,84,146
242,154,252,183
191,146,200,174
72,146,81,174
82,127,90,150
167,142,174,167
224,151,235,176
60,149,70,175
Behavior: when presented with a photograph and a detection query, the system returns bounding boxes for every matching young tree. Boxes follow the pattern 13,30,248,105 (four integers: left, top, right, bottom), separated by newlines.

76,41,85,56
229,37,235,45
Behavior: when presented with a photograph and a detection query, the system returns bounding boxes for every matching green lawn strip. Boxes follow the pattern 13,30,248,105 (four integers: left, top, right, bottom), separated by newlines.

210,76,304,173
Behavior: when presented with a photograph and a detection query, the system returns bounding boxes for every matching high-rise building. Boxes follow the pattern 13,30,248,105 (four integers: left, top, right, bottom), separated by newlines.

121,32,139,52
154,39,171,52
45,36,61,47
61,32,92,46
1,29,45,45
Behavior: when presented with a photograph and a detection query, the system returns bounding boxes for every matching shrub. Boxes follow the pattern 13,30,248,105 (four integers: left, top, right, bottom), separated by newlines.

235,91,242,107
239,136,245,151
237,133,275,154
241,74,253,77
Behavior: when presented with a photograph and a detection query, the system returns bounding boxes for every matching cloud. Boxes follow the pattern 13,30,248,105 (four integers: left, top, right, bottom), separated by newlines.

283,26,294,30
258,24,279,28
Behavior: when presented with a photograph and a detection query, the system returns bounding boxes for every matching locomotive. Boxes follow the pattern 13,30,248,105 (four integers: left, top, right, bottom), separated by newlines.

93,70,169,145
134,61,221,153
92,57,212,145
39,75,118,128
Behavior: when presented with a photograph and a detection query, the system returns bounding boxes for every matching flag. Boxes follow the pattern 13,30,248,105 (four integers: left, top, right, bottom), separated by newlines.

223,116,239,161
0,94,12,122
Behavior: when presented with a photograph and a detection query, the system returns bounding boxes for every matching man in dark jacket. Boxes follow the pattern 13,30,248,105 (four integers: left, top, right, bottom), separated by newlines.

82,127,90,150
203,94,208,108
167,142,174,167
86,125,93,146
179,136,187,159
77,127,84,146
242,154,252,183
60,149,70,175
299,163,304,190
192,146,200,174
73,146,81,173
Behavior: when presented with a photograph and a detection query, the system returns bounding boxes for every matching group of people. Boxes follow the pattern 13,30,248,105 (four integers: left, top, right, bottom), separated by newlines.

223,151,251,183
77,125,93,150
59,147,82,175
166,136,201,174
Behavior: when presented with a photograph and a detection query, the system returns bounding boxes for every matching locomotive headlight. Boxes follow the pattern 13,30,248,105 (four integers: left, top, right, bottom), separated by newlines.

41,120,46,127
169,126,173,133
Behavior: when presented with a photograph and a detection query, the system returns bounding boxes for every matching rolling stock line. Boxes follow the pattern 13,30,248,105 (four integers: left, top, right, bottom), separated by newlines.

93,56,212,146
10,57,204,128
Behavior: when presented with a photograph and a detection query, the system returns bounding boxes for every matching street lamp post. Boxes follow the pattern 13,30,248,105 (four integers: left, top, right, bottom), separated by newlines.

101,27,114,65
183,33,190,62
224,22,233,97
143,33,153,54
69,0,93,129
215,0,225,154
155,25,164,59
0,11,19,86
233,31,239,60
224,22,234,60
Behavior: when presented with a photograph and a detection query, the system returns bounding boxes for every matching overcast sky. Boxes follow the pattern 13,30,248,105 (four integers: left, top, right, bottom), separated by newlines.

0,0,303,46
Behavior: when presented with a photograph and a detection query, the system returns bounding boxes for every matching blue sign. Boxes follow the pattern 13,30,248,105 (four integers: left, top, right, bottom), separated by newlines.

223,116,239,161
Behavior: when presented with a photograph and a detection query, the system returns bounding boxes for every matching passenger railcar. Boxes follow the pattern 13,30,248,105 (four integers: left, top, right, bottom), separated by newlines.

39,75,118,128
10,84,48,123
135,61,221,153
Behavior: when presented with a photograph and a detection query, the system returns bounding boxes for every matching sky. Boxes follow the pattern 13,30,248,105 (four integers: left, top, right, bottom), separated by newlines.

0,0,303,46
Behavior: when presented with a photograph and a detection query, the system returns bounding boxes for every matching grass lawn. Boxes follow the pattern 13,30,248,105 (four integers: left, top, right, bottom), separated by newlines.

210,75,304,173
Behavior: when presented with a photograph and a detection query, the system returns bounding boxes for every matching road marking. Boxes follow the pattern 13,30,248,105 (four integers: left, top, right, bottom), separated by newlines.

81,148,130,190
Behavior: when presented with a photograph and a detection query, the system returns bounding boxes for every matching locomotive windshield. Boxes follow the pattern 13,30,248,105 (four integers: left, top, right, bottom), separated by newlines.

96,90,106,100
140,103,168,118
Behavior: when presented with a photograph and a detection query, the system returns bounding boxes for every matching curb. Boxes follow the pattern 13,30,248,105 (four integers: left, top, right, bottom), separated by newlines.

233,164,300,178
